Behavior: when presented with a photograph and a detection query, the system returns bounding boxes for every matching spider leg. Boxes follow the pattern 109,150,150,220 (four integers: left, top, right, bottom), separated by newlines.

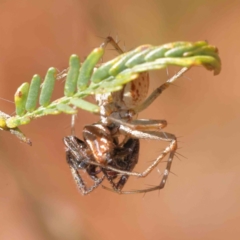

103,151,175,194
133,67,190,114
102,130,176,194
108,117,168,132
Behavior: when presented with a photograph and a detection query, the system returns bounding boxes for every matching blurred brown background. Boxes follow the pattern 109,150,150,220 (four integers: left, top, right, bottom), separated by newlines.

0,0,239,239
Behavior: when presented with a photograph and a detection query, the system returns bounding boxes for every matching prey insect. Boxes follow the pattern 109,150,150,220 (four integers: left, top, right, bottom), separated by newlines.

64,36,184,195
64,124,139,195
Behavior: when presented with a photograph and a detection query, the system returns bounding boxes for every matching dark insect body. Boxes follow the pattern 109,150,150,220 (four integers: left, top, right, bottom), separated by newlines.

64,124,139,195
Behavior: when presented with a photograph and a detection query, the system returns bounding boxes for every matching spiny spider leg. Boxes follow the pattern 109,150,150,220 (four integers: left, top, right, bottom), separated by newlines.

133,67,189,114
103,151,175,194
108,117,167,132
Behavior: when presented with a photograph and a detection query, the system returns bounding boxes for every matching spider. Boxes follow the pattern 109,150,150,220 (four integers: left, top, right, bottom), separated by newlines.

63,36,187,195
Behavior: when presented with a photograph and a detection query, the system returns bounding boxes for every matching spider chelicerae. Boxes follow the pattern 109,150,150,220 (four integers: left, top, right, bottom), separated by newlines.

64,36,187,195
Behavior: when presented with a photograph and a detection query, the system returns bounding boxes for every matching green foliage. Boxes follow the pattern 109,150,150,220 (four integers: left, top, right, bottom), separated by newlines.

0,111,32,145
0,40,221,145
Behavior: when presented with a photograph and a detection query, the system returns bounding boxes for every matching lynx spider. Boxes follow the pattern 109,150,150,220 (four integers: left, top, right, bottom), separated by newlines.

64,36,188,195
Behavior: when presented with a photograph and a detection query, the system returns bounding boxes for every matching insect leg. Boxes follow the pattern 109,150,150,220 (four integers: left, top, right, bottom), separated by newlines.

101,36,124,54
66,150,105,195
102,138,139,193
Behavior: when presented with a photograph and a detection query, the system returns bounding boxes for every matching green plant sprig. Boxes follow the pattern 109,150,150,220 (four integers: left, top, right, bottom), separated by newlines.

0,40,221,145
